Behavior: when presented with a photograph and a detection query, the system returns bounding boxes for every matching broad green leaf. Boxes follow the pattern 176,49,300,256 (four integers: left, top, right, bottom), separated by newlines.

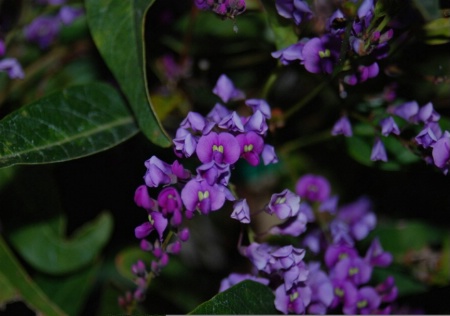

412,0,441,21
0,236,67,316
0,270,17,304
0,82,138,168
189,280,277,314
424,18,450,45
85,0,171,147
34,263,100,316
8,211,113,275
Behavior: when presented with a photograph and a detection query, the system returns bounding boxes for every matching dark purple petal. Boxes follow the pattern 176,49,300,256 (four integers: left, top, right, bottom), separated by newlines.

135,222,153,239
295,174,331,202
134,185,157,211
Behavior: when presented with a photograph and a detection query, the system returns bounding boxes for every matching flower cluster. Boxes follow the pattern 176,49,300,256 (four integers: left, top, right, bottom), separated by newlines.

125,74,277,309
220,174,397,314
0,40,24,80
272,0,393,83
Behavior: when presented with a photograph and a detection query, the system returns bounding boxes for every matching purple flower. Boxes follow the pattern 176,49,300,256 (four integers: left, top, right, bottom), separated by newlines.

267,189,301,220
275,0,313,25
180,112,207,133
324,243,359,269
58,6,84,25
271,41,306,65
143,156,173,187
330,278,358,309
331,257,373,285
24,16,61,49
302,35,341,74
295,174,331,202
0,58,25,79
0,40,5,56
342,286,381,314
269,210,308,237
336,197,376,241
370,137,388,162
376,276,398,303
196,132,240,165
236,131,264,166
218,111,245,133
171,160,191,180
245,99,271,119
417,102,440,123
134,185,157,211
219,273,269,292
431,131,450,170
230,199,251,224
157,187,183,226
244,110,268,135
181,179,226,215
212,74,245,103
196,161,231,186
306,262,334,314
331,116,353,137
207,103,232,123
173,128,197,158
274,283,312,314
244,242,273,271
379,116,400,136
415,126,437,148
365,238,393,267
261,144,279,165
343,62,379,85
392,101,419,122
134,211,168,241
319,195,339,214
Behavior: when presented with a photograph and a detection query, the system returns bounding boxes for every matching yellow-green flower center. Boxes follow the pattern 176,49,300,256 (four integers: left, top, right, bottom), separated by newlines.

335,288,344,297
319,49,331,58
275,196,286,204
213,144,224,153
289,291,299,302
198,191,210,201
349,267,359,276
357,299,368,309
244,144,254,152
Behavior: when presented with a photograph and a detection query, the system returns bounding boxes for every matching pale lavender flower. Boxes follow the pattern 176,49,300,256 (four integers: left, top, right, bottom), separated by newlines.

58,6,84,25
267,189,301,220
230,199,251,224
212,74,245,103
271,41,306,65
331,116,352,137
431,131,450,170
196,161,231,186
245,98,271,119
269,211,308,237
370,137,388,162
0,58,25,79
261,144,278,165
275,0,313,25
144,156,173,187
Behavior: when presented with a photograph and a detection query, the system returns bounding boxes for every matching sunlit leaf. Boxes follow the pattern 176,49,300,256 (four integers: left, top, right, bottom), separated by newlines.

0,236,67,316
8,211,113,275
189,280,277,314
424,18,450,45
85,0,171,147
0,83,138,168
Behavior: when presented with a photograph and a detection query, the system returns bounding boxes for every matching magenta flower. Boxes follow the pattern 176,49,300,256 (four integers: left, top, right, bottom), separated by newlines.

157,187,183,225
365,238,393,267
134,185,157,211
181,179,226,215
236,131,264,166
212,74,245,103
196,132,240,165
0,58,25,79
295,174,331,202
231,199,251,224
331,116,353,137
219,273,269,292
267,189,301,220
134,211,168,241
370,137,388,162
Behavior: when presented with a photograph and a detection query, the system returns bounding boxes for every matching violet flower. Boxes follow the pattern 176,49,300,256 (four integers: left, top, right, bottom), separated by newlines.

173,128,197,158
212,74,245,103
274,283,312,314
275,0,313,25
431,131,450,171
244,110,268,135
0,58,25,79
143,156,173,187
58,6,84,25
157,187,183,226
330,278,358,309
379,116,400,136
230,199,251,224
134,185,157,212
218,111,245,133
295,174,331,202
236,131,264,166
417,102,440,123
392,101,419,122
180,112,207,133
269,211,308,237
331,256,373,285
343,62,379,85
207,103,232,123
365,238,393,267
415,126,437,148
370,137,388,162
134,211,168,242
306,262,334,314
181,179,226,215
0,40,5,56
245,98,272,119
196,161,231,186
342,286,381,314
196,132,240,165
302,35,341,74
261,144,279,165
336,197,376,241
331,116,353,137
324,243,359,269
24,16,61,49
271,41,306,65
267,189,301,220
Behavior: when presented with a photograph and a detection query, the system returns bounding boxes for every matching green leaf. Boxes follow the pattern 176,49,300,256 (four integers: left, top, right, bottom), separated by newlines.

0,236,67,316
424,18,450,45
85,0,171,147
0,82,138,168
262,0,298,50
8,211,113,275
189,280,277,314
